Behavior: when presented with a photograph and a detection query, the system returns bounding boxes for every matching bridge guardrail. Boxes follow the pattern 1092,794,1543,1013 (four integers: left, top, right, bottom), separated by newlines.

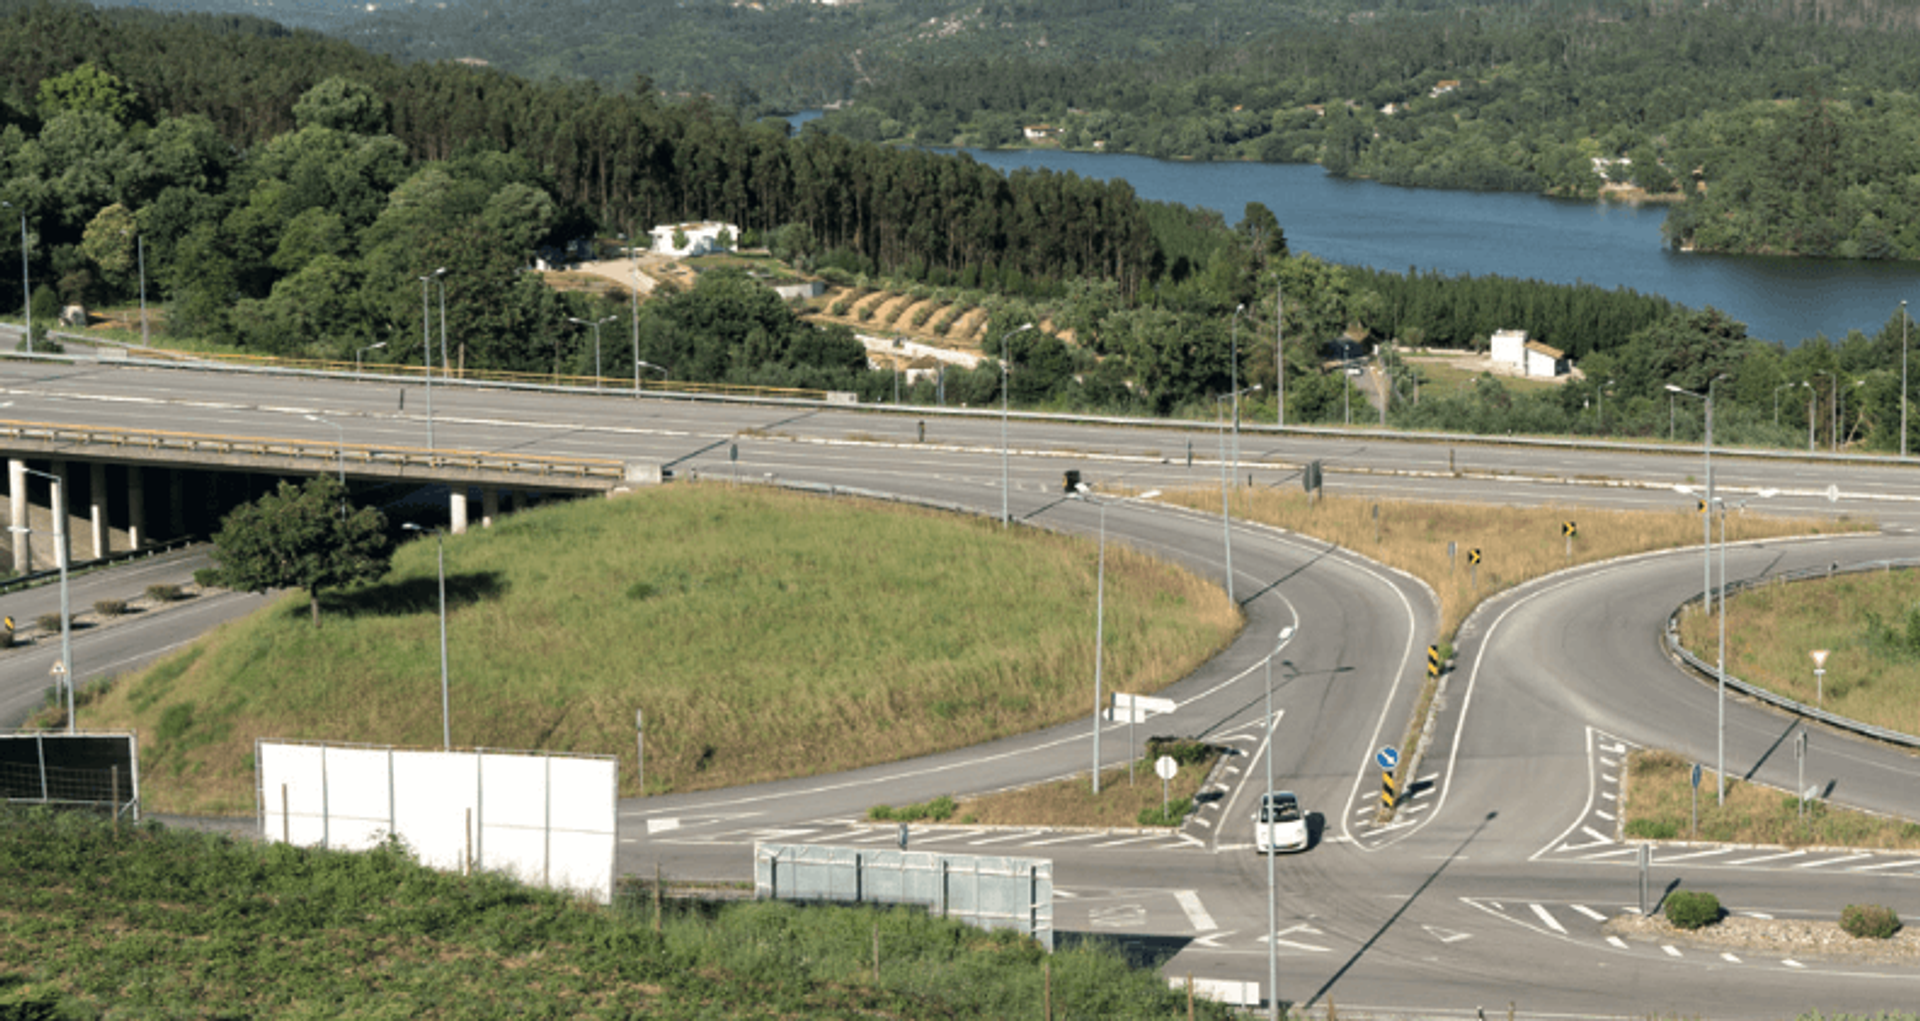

76,343,834,403
1665,557,1920,749
0,419,628,484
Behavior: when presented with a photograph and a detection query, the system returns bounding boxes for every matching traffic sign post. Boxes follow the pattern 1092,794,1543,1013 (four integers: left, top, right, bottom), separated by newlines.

1426,644,1440,680
1467,548,1482,592
1795,730,1809,819
1562,520,1577,561
1810,649,1829,707
1690,762,1702,838
1377,747,1399,809
1155,755,1178,816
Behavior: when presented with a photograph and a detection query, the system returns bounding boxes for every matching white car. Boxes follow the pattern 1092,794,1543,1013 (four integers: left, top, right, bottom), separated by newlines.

1254,791,1308,853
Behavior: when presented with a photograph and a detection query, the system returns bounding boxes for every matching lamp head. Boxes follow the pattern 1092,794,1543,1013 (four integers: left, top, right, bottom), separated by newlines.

1277,625,1295,644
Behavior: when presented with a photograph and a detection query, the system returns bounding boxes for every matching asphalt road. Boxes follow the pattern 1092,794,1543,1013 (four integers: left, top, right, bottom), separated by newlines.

4,357,1918,1018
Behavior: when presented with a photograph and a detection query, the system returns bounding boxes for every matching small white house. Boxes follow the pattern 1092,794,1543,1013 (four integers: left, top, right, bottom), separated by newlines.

650,221,739,258
1523,340,1568,378
1490,329,1568,378
1490,329,1529,370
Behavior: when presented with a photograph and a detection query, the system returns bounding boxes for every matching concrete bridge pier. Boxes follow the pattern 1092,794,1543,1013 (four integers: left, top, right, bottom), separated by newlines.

9,458,25,574
482,487,498,529
450,488,469,535
127,466,145,549
89,462,107,559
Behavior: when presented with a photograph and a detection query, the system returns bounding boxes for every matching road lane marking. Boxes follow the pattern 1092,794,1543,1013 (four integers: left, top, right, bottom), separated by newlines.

1569,904,1607,922
1850,858,1920,872
1728,850,1805,866
1175,890,1217,932
1721,952,1742,963
646,818,681,834
1794,853,1873,869
1529,904,1566,934
1653,848,1729,863
1092,833,1171,848
1575,847,1639,860
1783,959,1805,969
1662,945,1682,957
1580,825,1612,843
965,830,1038,846
1605,936,1628,949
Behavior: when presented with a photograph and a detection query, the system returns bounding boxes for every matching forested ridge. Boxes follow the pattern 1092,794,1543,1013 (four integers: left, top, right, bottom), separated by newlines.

2,0,1915,452
814,0,1920,262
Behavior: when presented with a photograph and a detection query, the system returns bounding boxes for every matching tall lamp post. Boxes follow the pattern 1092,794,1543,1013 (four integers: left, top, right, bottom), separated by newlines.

16,467,71,732
357,341,387,374
418,268,446,453
303,415,346,487
3,201,27,352
997,323,1034,528
1216,385,1260,605
1230,303,1245,476
1771,380,1803,427
1275,281,1285,428
1903,300,1912,457
636,360,669,390
403,523,452,750
1264,625,1296,1021
437,272,451,379
1666,377,1725,802
1072,483,1161,796
568,314,617,387
136,234,148,348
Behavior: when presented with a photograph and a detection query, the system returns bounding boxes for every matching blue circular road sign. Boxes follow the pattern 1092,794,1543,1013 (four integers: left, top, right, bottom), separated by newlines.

1376,747,1399,770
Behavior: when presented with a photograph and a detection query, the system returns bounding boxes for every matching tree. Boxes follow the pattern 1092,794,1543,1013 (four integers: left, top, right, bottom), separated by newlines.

209,476,391,627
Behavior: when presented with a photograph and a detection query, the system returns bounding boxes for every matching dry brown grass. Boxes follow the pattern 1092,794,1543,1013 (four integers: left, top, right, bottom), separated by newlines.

1624,748,1920,847
1676,567,1920,737
950,305,991,344
1157,486,1857,640
873,293,915,326
955,757,1215,829
850,290,890,316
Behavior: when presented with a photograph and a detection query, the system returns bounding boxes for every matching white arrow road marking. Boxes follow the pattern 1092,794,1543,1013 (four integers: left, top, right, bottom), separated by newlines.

1421,924,1472,944
1089,904,1147,928
1175,890,1217,931
1257,924,1331,953
1189,930,1238,949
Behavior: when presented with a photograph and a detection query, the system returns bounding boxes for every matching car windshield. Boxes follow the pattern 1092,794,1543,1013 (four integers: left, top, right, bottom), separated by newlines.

1262,798,1301,823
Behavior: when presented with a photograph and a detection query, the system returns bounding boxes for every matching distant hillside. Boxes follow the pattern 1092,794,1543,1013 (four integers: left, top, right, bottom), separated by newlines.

101,0,382,32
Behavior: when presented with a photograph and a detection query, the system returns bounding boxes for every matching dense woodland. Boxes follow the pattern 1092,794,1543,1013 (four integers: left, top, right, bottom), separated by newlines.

813,0,1920,262
0,0,1915,448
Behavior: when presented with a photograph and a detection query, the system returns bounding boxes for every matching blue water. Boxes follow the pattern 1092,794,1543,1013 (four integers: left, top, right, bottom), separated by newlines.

812,123,1915,345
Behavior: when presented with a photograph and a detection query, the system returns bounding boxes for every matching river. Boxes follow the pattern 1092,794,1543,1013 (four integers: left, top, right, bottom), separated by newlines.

790,108,1917,346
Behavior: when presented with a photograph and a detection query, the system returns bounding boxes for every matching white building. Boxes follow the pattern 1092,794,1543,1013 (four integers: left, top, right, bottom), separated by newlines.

649,221,739,258
1490,329,1568,379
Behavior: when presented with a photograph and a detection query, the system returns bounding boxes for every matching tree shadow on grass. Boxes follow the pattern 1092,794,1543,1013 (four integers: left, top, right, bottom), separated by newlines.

317,571,510,619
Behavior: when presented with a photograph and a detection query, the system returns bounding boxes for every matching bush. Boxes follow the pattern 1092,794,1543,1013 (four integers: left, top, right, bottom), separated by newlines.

1625,819,1679,840
35,613,62,632
1145,737,1215,766
1840,903,1901,940
145,584,183,603
1137,798,1192,827
192,567,220,588
93,599,128,618
866,795,957,822
1664,890,1722,930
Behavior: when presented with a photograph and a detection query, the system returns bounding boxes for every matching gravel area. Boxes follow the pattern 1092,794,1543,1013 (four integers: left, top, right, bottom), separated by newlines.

1605,910,1920,963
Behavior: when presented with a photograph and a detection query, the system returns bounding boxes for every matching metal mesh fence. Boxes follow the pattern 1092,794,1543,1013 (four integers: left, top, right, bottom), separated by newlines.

0,733,139,818
755,842,1053,950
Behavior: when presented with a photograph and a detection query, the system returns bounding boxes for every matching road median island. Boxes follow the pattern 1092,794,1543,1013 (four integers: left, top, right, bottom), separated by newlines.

49,483,1239,815
1622,748,1920,849
1157,484,1857,822
1675,562,1920,741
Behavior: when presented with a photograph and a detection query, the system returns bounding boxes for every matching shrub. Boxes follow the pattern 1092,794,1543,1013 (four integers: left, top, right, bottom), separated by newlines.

192,567,220,588
866,795,957,822
35,613,62,632
1138,798,1192,827
1145,737,1215,766
1840,904,1901,940
145,584,183,603
1664,890,1722,930
1625,819,1678,840
93,599,128,618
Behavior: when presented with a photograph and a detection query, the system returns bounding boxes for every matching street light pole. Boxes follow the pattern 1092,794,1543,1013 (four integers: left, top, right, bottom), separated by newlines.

1275,281,1285,428
568,315,617,386
418,268,446,453
404,523,452,750
1216,385,1260,606
357,341,387,374
17,467,71,732
1265,625,1293,1021
1230,303,1245,480
4,202,27,352
137,234,148,348
1668,377,1724,802
304,415,346,487
998,323,1034,528
1075,484,1160,796
1903,300,1911,457
437,273,450,379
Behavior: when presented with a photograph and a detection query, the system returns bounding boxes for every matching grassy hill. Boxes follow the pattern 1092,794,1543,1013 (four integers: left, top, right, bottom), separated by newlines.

66,482,1238,815
0,807,1238,1019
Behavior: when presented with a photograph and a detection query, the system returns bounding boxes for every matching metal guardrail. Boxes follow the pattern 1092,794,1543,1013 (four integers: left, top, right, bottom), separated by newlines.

0,535,202,598
1665,558,1920,748
0,418,627,484
93,344,834,402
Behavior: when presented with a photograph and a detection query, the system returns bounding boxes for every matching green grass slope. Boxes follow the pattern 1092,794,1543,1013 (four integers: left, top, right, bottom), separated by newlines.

73,483,1239,815
0,807,1238,1019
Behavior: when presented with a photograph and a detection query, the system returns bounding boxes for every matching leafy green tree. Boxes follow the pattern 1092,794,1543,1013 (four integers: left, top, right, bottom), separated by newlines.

80,203,139,295
209,475,391,628
292,76,387,135
36,63,138,124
